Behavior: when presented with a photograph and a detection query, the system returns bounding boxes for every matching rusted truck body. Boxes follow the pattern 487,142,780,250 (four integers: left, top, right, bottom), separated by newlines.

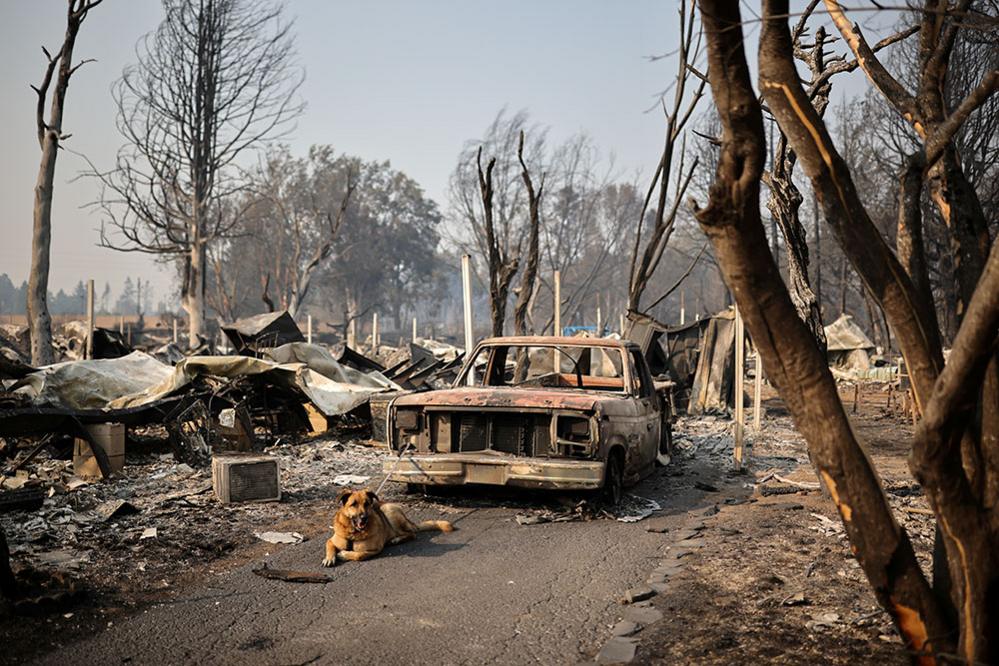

382,336,672,500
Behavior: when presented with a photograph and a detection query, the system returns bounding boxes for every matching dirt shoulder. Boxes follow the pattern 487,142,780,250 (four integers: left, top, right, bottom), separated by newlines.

631,385,933,664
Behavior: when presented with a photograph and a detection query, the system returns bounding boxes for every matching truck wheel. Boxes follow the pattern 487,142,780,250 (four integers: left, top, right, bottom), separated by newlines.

656,422,674,466
603,452,624,506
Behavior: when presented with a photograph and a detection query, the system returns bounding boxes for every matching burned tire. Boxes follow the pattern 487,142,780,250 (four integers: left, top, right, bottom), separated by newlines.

603,451,624,506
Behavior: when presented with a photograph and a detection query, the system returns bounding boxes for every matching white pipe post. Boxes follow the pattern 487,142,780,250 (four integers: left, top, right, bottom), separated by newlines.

733,306,746,469
753,346,764,432
172,318,178,344
85,279,95,360
372,312,379,349
461,254,475,386
596,305,602,337
348,318,356,348
412,316,417,343
680,290,686,325
619,313,625,336
553,270,561,336
307,315,313,344
553,270,562,372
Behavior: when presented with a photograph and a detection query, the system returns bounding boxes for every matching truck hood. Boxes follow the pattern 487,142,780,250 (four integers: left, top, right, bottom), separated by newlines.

392,387,609,412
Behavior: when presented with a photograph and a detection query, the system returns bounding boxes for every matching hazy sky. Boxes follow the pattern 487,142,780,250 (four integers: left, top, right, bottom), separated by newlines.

0,0,684,304
0,1,882,305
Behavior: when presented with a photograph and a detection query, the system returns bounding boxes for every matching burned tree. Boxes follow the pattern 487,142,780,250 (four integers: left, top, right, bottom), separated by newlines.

448,111,546,335
27,0,103,365
235,148,357,319
477,148,520,337
761,7,827,347
693,0,999,659
763,1,919,348
825,0,996,322
513,131,544,337
626,0,703,313
94,0,303,346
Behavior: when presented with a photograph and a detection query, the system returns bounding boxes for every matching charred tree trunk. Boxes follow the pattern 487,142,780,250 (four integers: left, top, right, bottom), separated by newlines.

696,4,953,658
764,151,825,350
28,0,102,365
514,131,544,337
910,240,999,663
184,234,206,348
260,273,276,313
764,0,999,659
477,148,519,337
824,1,999,572
925,147,991,317
29,126,57,366
286,177,355,318
896,151,935,320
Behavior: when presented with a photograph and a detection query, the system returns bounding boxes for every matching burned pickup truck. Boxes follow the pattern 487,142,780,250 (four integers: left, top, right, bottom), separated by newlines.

382,336,673,502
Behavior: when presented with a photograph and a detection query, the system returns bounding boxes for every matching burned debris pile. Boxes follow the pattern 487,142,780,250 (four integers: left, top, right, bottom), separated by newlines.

0,310,466,614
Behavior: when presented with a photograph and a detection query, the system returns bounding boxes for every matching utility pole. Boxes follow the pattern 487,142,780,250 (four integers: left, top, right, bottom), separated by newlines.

461,254,474,386
553,270,561,336
553,270,562,372
85,279,95,360
753,347,763,432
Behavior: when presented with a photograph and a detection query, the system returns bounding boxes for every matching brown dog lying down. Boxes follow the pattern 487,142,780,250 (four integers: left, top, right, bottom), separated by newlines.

322,488,454,566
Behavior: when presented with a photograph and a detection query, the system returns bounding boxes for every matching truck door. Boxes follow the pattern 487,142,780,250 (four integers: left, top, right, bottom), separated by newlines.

629,349,661,469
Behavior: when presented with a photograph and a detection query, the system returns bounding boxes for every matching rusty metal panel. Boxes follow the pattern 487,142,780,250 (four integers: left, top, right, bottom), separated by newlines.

457,414,487,452
431,413,452,453
532,419,552,457
492,416,522,454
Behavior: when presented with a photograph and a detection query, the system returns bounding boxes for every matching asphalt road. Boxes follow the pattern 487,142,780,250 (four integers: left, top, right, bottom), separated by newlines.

31,461,725,665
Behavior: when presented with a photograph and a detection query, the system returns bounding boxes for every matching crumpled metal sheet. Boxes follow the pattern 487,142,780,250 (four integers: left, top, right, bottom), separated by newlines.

261,343,398,391
13,344,400,417
11,352,175,410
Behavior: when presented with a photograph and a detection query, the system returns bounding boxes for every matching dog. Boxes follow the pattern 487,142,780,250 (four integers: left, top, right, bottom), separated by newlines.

322,488,454,566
